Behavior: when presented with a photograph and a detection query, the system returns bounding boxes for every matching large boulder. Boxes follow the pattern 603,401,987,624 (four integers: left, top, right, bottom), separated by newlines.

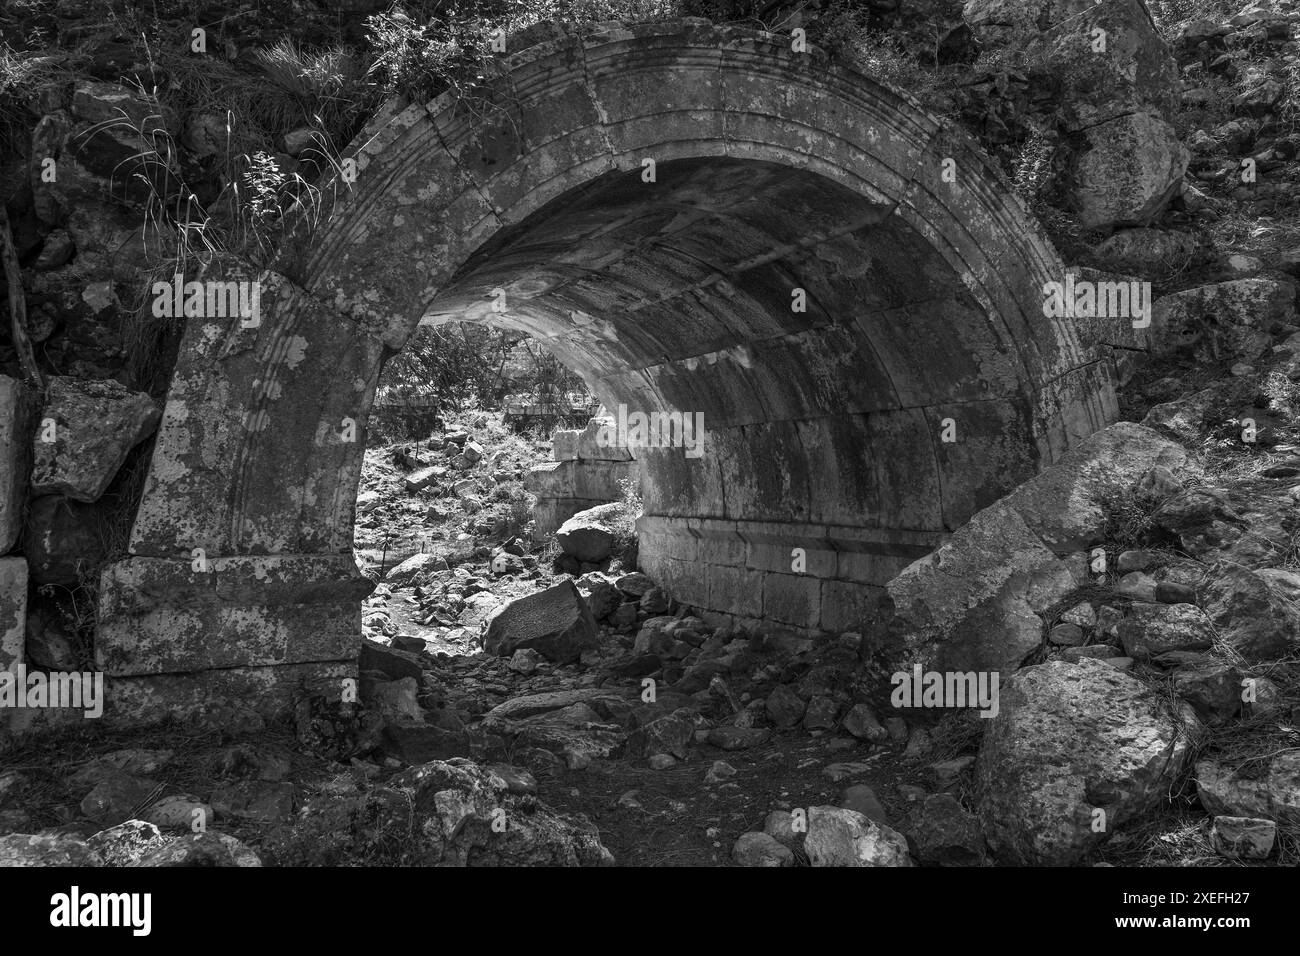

384,552,447,587
911,793,988,866
977,659,1200,865
887,423,1188,673
30,377,160,502
1196,753,1300,825
555,502,623,563
1070,112,1189,229
1154,486,1299,569
1148,279,1296,361
1200,562,1300,661
483,580,599,664
888,501,1073,673
804,805,913,867
965,0,1180,123
964,0,1186,229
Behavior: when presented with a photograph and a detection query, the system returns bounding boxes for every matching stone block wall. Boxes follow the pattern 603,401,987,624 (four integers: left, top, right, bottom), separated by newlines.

638,514,947,635
528,416,640,538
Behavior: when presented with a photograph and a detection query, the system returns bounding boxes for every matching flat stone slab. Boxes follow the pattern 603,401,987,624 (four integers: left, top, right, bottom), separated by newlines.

96,555,373,675
1,661,355,749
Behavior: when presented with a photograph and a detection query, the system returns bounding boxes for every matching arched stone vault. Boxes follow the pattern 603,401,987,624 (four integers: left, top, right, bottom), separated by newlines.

93,19,1116,720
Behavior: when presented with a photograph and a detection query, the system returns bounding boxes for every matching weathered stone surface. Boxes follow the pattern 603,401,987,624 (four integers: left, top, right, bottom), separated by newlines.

732,830,794,867
627,714,693,760
1211,816,1275,860
1200,562,1300,661
558,416,633,462
403,465,446,493
528,458,638,499
0,377,33,554
1117,603,1215,661
843,703,887,741
381,723,474,765
282,758,612,866
887,502,1072,674
805,805,913,867
1154,486,1299,569
210,780,294,823
555,502,622,563
482,580,598,664
0,559,26,672
1171,662,1242,726
912,793,987,866
385,552,447,586
889,423,1185,673
706,726,770,751
841,784,890,826
31,377,160,502
132,831,262,867
966,1,1183,229
95,556,372,675
999,423,1187,555
71,80,176,134
1093,229,1199,275
142,795,213,830
86,820,169,866
1070,113,1189,229
1149,279,1297,360
965,0,1181,123
977,659,1199,865
79,772,161,826
1196,753,1300,824
24,601,77,670
481,687,630,725
0,831,101,866
23,495,108,587
802,695,839,731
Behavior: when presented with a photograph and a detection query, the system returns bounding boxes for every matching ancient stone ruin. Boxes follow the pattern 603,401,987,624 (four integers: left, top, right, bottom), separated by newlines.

1,0,1298,877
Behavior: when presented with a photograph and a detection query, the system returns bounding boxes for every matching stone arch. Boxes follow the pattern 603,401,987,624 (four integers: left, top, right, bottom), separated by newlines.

94,19,1115,719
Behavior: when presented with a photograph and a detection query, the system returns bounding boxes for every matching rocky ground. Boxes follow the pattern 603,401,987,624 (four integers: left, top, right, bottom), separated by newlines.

5,323,1300,867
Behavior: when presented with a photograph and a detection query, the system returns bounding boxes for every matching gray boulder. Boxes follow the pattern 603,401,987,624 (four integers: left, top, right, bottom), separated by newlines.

977,659,1199,865
483,581,598,664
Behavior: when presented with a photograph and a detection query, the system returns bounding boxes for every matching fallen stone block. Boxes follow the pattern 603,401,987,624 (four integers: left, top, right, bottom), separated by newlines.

483,580,598,664
30,377,160,503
